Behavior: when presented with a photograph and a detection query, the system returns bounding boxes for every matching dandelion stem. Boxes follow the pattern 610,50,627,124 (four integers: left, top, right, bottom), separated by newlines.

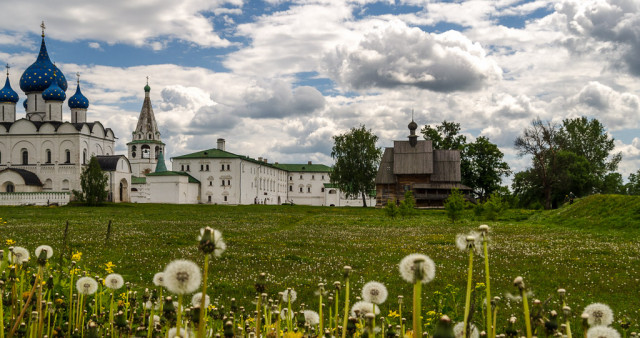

413,281,422,338
463,249,474,338
319,289,324,335
341,275,350,338
198,254,210,338
8,273,39,338
521,288,532,338
176,294,184,337
482,237,492,338
334,288,340,336
0,286,4,338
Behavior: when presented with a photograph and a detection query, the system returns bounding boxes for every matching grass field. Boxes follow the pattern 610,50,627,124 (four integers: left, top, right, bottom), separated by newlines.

1,195,639,333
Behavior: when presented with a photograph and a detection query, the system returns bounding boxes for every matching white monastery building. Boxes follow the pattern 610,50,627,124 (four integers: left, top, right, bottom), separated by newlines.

0,24,373,207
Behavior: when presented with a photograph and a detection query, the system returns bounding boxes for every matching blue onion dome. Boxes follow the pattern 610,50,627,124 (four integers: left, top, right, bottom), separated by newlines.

42,76,66,101
144,83,151,92
0,76,19,103
68,83,89,109
19,37,67,93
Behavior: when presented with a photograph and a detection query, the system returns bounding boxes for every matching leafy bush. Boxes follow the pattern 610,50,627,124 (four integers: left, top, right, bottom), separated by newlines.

483,192,506,221
384,199,399,218
399,191,417,217
444,188,465,224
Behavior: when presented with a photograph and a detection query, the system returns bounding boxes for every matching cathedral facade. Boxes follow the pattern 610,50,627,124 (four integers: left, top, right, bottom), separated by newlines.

0,27,131,204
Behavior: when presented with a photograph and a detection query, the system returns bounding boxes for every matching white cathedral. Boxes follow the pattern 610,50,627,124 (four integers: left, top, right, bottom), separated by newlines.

0,26,373,207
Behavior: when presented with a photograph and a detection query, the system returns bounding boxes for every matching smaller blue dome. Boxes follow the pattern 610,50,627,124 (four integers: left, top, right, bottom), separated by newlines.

0,76,19,103
68,83,89,109
42,78,66,101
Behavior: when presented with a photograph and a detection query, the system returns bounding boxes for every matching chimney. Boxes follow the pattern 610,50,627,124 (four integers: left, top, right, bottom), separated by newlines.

258,157,263,162
264,158,268,163
217,138,225,151
308,161,312,165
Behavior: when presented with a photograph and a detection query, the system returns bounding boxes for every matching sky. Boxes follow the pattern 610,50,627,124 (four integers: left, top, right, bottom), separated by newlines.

1,0,640,184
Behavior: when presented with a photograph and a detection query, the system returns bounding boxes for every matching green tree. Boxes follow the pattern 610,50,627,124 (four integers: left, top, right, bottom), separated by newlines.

514,118,561,209
465,136,511,200
444,188,465,224
421,121,467,150
601,173,625,194
331,125,382,207
514,117,622,209
78,156,108,206
625,170,640,195
557,117,621,192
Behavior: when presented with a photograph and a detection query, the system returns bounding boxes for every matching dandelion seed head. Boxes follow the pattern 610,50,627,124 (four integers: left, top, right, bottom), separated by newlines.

513,276,525,289
163,260,201,295
587,326,621,338
583,303,614,327
454,322,479,338
282,289,297,303
557,288,566,296
361,281,388,305
398,253,435,284
478,224,489,233
35,245,53,259
303,310,320,325
350,301,379,318
105,274,125,290
76,276,98,295
153,272,165,287
10,246,29,264
191,292,210,308
198,227,226,257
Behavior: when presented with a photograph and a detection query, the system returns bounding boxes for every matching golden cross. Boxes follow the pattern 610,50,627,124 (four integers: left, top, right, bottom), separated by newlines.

40,21,46,37
5,63,9,77
76,72,80,84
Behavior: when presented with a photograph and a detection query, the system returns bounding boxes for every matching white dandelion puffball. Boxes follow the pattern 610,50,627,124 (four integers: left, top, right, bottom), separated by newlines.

587,326,621,338
105,273,125,290
35,245,53,259
398,253,436,284
191,292,210,308
455,232,483,255
153,272,165,287
164,259,202,295
582,303,614,327
280,308,291,320
350,301,380,318
199,227,227,257
76,277,99,295
303,310,320,326
168,327,191,338
454,322,479,338
282,289,297,303
361,281,388,304
10,246,30,264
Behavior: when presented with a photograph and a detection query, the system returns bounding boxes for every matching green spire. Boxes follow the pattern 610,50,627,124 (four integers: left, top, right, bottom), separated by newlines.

144,76,150,92
155,151,167,172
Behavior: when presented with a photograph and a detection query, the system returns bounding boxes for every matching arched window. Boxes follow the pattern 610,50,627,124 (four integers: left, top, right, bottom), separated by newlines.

65,150,71,164
61,179,69,190
141,145,150,159
83,149,87,164
46,149,51,164
44,179,52,190
155,146,160,159
21,149,28,165
6,183,14,193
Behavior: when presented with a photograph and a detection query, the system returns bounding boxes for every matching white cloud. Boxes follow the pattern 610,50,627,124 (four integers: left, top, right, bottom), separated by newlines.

0,0,239,48
325,21,502,92
88,42,101,49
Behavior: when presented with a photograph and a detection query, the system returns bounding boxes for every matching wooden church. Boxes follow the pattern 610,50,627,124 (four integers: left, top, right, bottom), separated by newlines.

375,119,471,207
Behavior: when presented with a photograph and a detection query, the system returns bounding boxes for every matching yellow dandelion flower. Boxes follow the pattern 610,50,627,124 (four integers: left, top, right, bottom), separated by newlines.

70,268,81,275
104,262,115,273
6,239,15,245
71,251,82,261
120,292,127,300
388,310,400,318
